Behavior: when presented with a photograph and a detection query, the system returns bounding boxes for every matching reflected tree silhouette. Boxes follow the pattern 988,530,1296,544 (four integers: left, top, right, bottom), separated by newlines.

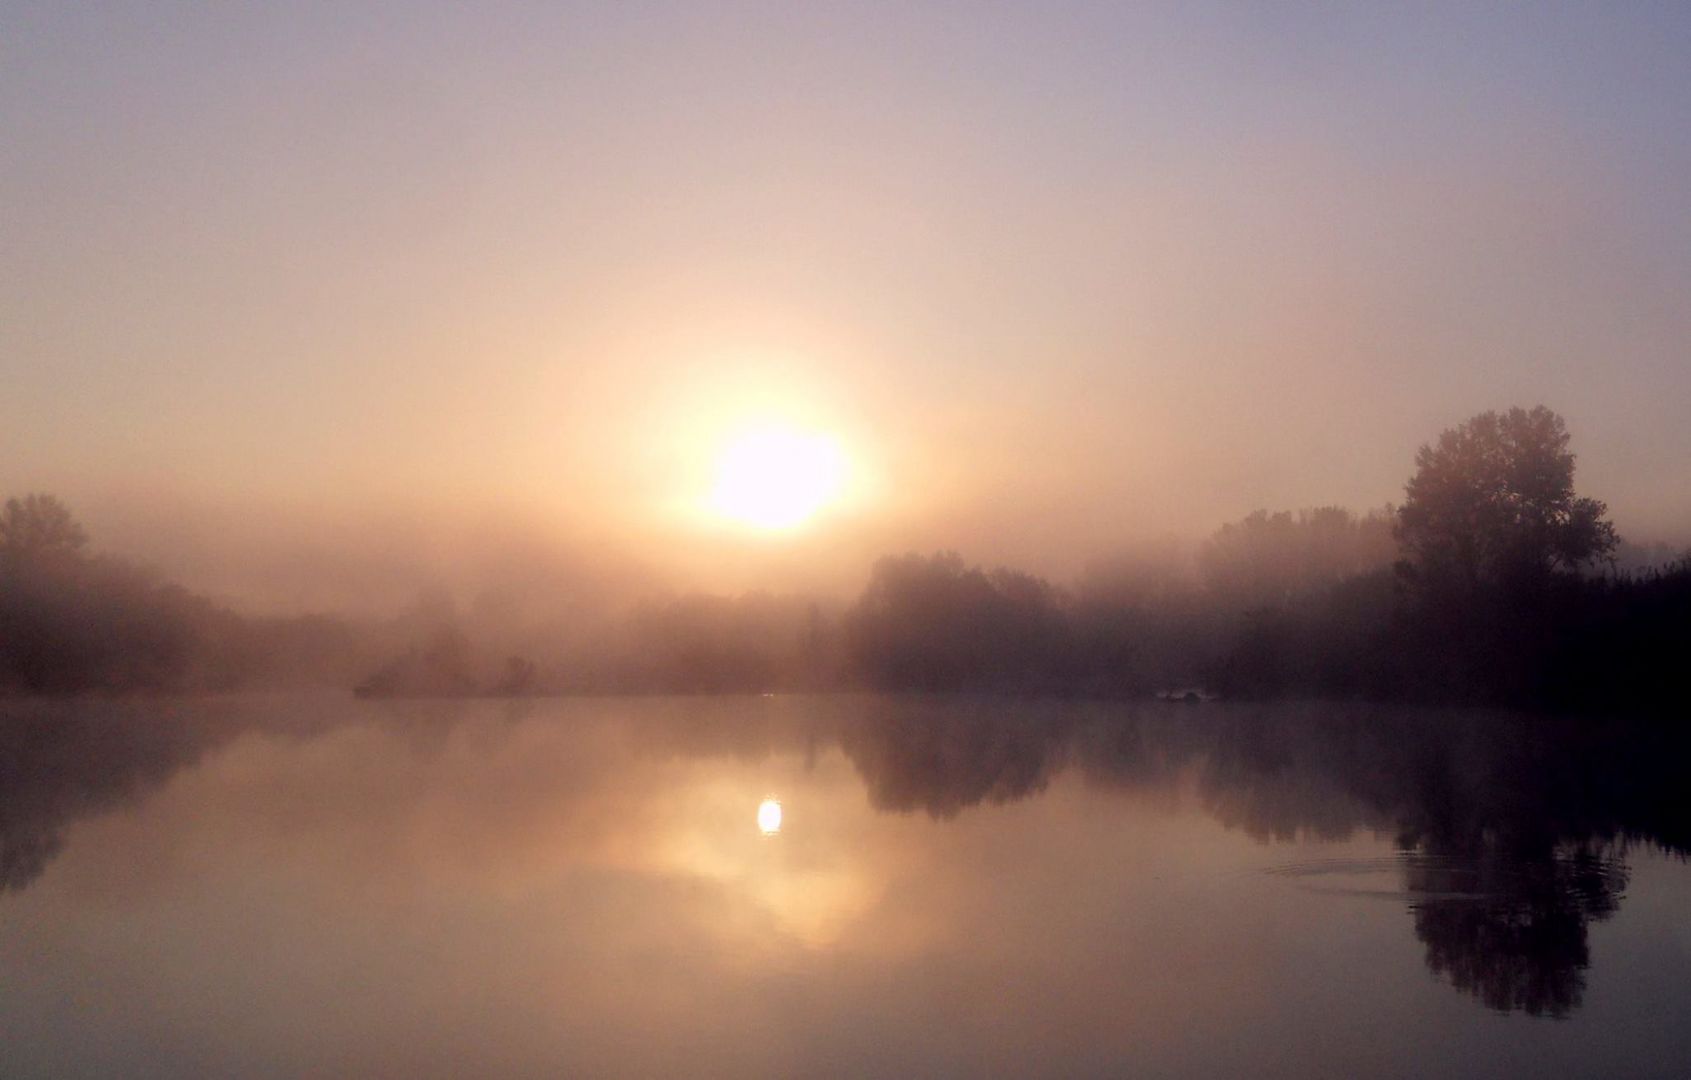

0,704,216,892
0,698,383,894
833,700,1689,1016
837,699,1072,818
1405,845,1627,1018
3,695,1685,1019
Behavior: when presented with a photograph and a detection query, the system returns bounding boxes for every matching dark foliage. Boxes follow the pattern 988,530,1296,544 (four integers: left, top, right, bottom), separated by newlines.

1396,405,1617,588
846,552,1074,692
0,494,370,693
1208,409,1686,714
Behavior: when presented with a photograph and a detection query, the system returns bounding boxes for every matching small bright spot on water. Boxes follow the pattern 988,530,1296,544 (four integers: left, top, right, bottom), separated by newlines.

757,798,783,835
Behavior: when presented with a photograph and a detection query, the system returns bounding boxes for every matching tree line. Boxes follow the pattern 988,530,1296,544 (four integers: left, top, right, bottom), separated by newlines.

4,406,1687,712
0,494,375,693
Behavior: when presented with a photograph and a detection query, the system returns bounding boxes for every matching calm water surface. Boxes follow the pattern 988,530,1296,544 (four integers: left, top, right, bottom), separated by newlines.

2,695,1688,1078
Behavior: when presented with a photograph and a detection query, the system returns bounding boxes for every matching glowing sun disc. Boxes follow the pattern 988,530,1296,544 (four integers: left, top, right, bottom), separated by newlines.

711,429,846,530
757,798,783,835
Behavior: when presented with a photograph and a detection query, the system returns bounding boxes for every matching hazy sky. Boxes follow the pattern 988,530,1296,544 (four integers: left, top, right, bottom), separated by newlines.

4,1,1689,604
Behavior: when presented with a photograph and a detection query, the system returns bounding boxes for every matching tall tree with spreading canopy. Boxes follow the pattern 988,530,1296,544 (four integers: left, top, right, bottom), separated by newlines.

1395,406,1617,588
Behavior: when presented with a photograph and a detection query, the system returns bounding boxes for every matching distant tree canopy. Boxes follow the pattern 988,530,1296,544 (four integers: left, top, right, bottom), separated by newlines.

616,592,831,693
1199,506,1397,609
0,494,368,694
0,494,88,568
0,495,204,691
847,552,1070,692
1395,406,1617,588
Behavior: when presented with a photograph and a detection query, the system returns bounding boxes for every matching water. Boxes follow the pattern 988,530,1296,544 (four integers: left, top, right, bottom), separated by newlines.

2,695,1688,1078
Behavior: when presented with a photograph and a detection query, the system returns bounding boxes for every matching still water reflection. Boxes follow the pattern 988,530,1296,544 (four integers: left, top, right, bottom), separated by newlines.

2,696,1688,1077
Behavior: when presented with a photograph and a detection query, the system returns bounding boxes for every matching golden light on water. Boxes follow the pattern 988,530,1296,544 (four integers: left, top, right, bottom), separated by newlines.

756,797,783,835
710,428,847,531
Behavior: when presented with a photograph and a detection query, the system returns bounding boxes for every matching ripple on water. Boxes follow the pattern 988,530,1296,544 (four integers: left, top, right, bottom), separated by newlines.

1260,850,1631,905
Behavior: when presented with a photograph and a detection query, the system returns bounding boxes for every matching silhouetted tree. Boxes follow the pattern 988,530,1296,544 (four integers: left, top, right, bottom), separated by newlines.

847,552,1071,691
1395,406,1616,589
0,494,88,569
0,494,368,693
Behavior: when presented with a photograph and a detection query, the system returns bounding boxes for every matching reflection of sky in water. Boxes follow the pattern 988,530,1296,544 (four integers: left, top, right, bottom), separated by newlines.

1,696,1689,1078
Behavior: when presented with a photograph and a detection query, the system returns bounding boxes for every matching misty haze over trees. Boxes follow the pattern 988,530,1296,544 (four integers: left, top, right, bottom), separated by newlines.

3,407,1686,714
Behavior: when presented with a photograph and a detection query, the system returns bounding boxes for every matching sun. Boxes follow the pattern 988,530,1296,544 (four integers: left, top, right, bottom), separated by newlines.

756,797,783,835
710,427,847,530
